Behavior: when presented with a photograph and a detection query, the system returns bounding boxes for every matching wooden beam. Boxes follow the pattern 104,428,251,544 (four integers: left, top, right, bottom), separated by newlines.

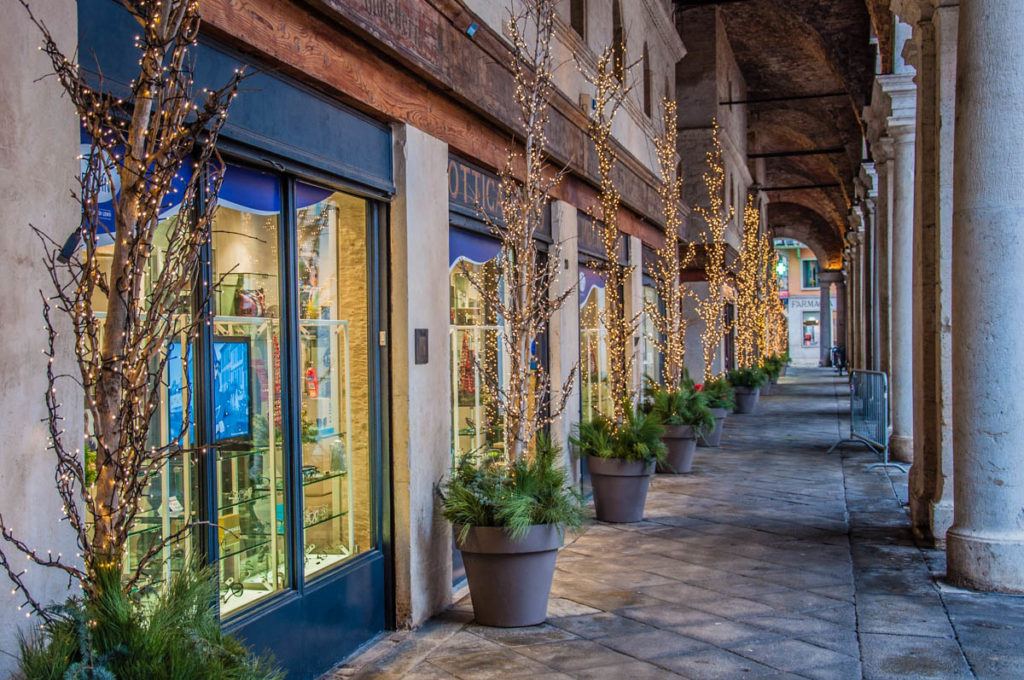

762,183,841,192
748,147,847,159
719,91,849,106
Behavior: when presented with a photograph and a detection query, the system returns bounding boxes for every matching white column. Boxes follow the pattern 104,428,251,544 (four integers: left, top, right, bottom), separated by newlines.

879,69,918,464
835,278,847,361
873,139,894,378
626,235,644,394
390,124,452,624
947,0,1024,592
549,200,580,482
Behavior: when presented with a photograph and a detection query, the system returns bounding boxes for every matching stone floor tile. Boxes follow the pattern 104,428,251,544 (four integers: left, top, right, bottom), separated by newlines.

424,631,504,658
426,650,552,680
656,648,783,679
597,629,709,660
728,638,853,673
548,611,655,639
545,598,602,618
466,623,579,647
512,639,635,671
795,659,864,680
673,618,784,646
856,594,956,638
859,632,974,679
570,662,684,679
617,603,720,629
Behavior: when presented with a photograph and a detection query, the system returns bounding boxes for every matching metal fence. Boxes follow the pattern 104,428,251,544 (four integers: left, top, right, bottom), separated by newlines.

828,369,908,472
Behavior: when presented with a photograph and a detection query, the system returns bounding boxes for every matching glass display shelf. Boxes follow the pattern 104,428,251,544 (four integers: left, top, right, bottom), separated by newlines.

219,493,272,512
302,470,347,487
303,510,348,530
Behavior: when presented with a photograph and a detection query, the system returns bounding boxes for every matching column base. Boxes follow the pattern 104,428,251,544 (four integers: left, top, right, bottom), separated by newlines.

890,434,913,464
947,528,1024,593
909,492,954,547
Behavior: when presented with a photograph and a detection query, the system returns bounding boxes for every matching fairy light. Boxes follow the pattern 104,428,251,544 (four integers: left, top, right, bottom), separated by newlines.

693,120,734,382
648,99,691,388
735,193,761,368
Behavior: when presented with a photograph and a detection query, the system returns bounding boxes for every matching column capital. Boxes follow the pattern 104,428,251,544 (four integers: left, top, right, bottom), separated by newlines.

818,269,845,284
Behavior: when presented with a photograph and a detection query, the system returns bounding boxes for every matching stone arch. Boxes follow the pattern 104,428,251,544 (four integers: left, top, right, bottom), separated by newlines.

768,202,844,269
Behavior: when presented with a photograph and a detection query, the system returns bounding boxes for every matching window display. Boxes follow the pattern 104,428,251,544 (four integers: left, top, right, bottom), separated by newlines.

802,311,820,347
212,164,288,613
296,184,372,577
579,266,611,422
449,231,505,457
640,284,664,383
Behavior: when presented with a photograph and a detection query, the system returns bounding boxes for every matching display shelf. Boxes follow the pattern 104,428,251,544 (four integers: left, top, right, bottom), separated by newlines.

219,537,273,562
302,470,347,487
303,510,348,530
127,523,162,538
217,447,270,462
219,493,272,511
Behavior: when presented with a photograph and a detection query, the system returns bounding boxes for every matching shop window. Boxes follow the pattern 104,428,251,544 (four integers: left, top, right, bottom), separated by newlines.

802,259,819,289
449,239,505,457
580,266,611,421
802,311,819,347
570,0,586,40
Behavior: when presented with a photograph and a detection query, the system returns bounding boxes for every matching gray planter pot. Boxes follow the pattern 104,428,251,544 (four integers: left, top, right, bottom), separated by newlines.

456,524,562,627
657,425,697,474
761,381,773,396
587,455,654,523
733,385,760,413
780,365,788,377
698,407,727,447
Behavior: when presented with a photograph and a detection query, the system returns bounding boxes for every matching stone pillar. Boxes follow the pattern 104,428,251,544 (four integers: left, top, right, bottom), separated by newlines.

626,235,644,395
879,72,917,464
843,250,856,362
818,270,843,366
817,273,834,366
390,124,453,624
549,200,580,482
901,0,958,547
0,3,80,673
861,189,878,371
835,278,847,361
946,0,1024,592
873,139,894,378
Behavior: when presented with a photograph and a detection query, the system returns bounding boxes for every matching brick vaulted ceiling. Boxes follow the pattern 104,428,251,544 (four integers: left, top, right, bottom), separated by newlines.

675,0,889,269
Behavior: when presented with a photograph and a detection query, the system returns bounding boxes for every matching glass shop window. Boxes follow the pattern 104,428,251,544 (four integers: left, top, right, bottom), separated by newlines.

802,259,819,289
640,284,664,384
449,232,505,458
579,266,611,422
295,184,372,578
802,311,819,347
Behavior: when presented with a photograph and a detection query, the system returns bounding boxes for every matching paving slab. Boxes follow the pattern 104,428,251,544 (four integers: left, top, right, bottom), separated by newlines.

322,369,1024,680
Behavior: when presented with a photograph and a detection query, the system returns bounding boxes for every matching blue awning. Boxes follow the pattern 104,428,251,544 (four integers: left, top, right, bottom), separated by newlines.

449,229,500,269
579,265,605,304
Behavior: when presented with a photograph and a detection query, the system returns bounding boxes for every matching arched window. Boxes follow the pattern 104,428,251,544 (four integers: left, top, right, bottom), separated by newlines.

570,0,586,40
642,42,652,117
613,1,625,83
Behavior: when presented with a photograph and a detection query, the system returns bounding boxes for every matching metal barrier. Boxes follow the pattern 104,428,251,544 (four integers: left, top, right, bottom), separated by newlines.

827,369,908,473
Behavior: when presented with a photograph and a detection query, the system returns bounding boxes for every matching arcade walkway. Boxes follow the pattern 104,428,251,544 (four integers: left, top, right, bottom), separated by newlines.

324,369,1024,680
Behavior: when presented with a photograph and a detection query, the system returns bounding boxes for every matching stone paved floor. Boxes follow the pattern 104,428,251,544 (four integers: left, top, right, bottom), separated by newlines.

323,368,1024,679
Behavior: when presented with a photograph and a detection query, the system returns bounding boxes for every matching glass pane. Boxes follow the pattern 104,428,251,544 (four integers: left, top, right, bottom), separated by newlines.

641,285,660,384
211,164,287,613
296,184,373,577
579,266,610,421
450,254,504,457
91,217,198,595
803,312,819,347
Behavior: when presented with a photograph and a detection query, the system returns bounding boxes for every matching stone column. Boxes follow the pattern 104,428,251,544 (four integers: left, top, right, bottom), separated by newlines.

873,139,894,378
879,72,917,464
861,190,878,371
818,270,842,366
835,278,847,361
901,0,958,547
946,0,1024,592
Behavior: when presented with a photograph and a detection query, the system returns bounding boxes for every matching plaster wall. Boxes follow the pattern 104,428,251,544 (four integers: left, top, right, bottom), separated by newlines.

549,200,581,483
0,0,82,672
389,125,453,626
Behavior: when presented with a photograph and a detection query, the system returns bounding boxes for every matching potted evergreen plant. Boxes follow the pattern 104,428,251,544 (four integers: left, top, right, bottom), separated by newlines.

573,404,666,522
698,376,734,447
644,381,714,474
729,367,767,414
440,438,582,627
761,355,784,392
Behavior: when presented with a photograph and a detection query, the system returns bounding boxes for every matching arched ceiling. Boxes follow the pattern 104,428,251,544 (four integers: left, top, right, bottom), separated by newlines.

676,0,885,270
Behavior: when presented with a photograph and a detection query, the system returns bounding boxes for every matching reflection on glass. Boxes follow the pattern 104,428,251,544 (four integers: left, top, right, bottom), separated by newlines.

802,311,819,347
579,266,610,421
450,255,505,457
640,285,663,384
92,217,197,594
296,184,372,577
211,164,287,614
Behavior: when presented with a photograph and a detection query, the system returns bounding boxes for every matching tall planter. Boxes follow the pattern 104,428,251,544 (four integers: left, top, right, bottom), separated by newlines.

733,385,760,414
657,425,697,474
456,524,562,627
699,407,727,447
761,381,773,396
588,456,654,523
